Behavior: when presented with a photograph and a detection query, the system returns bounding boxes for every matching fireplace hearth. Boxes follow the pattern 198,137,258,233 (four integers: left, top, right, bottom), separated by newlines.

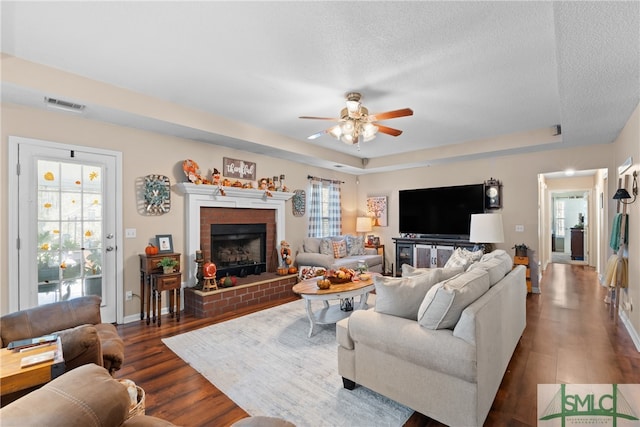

211,223,266,279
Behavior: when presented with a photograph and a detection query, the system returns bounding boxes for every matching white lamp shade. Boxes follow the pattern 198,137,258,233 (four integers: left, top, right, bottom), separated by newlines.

469,213,504,243
356,217,373,233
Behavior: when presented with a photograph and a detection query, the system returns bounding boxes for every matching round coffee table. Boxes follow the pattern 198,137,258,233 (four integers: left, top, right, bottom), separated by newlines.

292,275,375,337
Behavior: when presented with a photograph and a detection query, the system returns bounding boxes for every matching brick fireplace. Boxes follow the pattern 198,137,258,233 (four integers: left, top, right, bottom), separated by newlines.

176,183,296,318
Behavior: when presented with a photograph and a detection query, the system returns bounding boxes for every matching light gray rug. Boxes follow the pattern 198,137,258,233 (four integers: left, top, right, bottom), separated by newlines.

162,299,413,427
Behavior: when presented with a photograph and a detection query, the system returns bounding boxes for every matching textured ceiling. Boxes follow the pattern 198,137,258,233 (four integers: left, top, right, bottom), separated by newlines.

1,1,638,174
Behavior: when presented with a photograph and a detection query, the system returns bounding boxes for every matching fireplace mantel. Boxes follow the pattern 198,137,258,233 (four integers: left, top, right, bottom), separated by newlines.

175,183,294,286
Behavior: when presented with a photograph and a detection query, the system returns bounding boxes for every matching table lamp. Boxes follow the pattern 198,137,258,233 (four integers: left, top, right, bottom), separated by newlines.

469,213,504,253
356,217,373,236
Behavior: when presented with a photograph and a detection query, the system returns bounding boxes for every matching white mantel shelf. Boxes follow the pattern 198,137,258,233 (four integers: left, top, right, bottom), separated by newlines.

175,182,294,201
175,182,293,287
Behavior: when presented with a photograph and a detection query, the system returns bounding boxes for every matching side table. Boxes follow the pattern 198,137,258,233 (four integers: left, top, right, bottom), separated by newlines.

139,253,180,324
152,272,182,326
365,244,385,274
0,337,65,397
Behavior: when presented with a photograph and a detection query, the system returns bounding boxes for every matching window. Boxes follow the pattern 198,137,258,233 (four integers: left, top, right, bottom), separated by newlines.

555,199,566,237
308,178,342,237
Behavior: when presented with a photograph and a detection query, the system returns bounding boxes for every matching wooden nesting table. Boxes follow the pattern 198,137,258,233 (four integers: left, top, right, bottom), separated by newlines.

292,276,375,337
0,337,65,397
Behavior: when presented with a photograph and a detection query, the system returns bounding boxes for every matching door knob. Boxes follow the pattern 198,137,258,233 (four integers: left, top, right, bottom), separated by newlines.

106,246,115,252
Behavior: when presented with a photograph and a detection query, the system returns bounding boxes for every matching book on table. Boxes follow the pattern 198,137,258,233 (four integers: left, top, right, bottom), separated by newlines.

7,334,58,351
20,350,56,368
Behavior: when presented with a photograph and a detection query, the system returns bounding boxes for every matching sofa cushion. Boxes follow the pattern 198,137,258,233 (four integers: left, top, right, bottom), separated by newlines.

332,240,348,258
345,234,366,256
418,268,490,329
303,237,322,253
402,264,464,279
467,256,512,287
374,270,443,320
443,247,484,270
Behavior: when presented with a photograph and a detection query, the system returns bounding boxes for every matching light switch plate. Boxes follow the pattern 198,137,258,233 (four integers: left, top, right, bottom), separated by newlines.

515,225,525,232
125,228,137,238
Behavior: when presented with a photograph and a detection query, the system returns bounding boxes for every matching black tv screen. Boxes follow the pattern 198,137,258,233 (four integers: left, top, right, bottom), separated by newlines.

399,184,485,239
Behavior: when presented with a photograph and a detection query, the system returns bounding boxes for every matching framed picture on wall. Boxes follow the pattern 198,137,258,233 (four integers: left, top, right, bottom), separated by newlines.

156,234,174,253
366,196,388,227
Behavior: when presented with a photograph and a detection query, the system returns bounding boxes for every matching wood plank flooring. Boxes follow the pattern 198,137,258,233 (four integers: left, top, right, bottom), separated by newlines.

115,263,640,426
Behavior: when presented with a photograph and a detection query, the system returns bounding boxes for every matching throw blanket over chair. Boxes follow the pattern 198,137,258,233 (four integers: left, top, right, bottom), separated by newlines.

0,296,124,374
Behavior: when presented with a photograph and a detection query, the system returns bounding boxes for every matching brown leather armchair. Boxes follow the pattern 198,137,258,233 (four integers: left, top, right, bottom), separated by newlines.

0,296,124,374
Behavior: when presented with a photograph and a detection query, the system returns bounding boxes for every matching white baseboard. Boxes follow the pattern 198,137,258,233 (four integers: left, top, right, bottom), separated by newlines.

619,310,640,352
122,306,173,324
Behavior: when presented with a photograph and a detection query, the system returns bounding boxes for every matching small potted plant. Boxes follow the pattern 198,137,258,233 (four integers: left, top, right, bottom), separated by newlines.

512,243,529,258
157,257,178,274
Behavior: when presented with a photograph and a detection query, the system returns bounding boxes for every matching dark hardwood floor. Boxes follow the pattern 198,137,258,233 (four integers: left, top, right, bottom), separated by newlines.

116,263,640,426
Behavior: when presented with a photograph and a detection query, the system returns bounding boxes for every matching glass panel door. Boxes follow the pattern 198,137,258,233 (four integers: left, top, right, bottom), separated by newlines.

37,160,104,305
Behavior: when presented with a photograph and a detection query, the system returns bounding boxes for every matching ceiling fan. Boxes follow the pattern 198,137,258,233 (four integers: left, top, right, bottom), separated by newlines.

299,92,413,147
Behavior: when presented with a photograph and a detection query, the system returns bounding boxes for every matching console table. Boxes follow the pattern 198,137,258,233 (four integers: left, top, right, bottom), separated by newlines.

393,238,475,276
139,253,181,324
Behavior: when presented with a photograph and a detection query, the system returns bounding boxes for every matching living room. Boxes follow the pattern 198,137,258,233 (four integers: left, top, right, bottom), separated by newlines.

1,2,639,426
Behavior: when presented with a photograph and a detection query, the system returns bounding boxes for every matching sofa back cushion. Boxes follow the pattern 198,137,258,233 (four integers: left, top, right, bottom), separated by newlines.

0,296,102,347
0,363,130,426
303,237,322,253
417,268,490,329
374,269,443,320
402,264,464,279
467,255,512,286
320,238,334,256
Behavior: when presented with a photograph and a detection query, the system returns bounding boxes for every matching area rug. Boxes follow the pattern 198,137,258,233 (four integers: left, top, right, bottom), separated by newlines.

162,299,413,427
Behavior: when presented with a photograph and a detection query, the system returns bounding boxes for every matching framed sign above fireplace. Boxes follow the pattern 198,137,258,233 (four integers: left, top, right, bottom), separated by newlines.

223,157,256,180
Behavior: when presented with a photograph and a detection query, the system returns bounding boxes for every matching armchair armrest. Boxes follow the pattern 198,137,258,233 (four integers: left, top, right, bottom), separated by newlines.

56,324,103,371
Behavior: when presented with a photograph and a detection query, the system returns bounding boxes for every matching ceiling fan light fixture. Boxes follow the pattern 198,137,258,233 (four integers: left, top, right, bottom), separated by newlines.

341,133,355,144
346,100,360,114
329,125,342,139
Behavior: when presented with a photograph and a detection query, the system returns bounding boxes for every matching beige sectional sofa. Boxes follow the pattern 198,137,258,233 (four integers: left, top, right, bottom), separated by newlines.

337,250,527,426
295,235,383,273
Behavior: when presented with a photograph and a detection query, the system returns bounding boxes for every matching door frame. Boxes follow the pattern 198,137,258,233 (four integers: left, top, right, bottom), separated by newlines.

7,136,124,323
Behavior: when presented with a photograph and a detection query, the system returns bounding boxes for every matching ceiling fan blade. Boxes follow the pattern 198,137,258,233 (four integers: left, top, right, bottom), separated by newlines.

307,125,340,140
299,116,342,121
377,125,403,137
368,108,414,122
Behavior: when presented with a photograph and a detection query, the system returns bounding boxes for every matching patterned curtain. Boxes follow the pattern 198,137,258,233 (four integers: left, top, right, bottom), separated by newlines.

307,177,342,237
327,181,342,236
308,179,324,237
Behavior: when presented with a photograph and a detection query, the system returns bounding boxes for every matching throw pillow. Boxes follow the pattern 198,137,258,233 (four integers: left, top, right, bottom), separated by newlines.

374,269,442,320
417,268,490,329
298,266,327,280
443,247,484,270
320,238,333,256
332,240,348,259
468,256,512,286
345,234,366,256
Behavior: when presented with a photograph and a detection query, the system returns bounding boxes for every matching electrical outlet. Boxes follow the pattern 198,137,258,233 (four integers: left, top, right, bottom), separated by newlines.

126,291,133,301
515,225,525,232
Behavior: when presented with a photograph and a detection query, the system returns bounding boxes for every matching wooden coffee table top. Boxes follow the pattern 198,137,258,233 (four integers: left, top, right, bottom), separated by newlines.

292,275,376,296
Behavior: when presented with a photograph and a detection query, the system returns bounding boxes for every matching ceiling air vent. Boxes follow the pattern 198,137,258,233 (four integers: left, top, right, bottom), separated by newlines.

44,97,86,113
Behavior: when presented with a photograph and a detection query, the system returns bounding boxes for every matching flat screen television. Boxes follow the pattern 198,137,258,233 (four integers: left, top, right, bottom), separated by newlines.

399,184,485,239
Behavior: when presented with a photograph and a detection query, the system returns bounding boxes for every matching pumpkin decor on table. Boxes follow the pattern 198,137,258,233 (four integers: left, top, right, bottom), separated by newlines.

316,278,331,290
326,267,355,284
276,267,289,276
145,244,159,255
